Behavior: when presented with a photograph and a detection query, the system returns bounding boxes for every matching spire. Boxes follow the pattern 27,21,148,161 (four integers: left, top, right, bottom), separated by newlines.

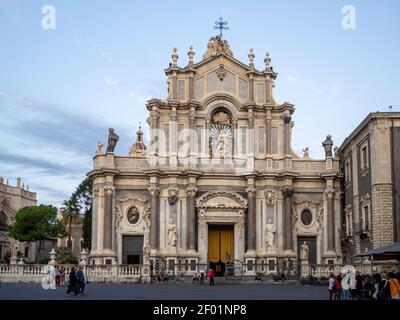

171,48,178,67
264,52,271,70
129,122,146,157
248,48,255,69
136,122,144,143
187,45,195,66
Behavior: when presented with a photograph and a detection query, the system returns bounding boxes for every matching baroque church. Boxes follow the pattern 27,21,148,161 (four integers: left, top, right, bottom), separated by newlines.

88,35,342,274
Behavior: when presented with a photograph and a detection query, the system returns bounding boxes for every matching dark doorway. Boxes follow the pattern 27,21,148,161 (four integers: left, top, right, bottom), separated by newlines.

208,224,234,276
122,235,143,264
297,236,317,265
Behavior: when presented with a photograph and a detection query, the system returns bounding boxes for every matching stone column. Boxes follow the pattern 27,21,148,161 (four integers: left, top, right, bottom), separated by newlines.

103,185,114,250
246,186,257,251
186,186,198,251
282,186,294,251
248,73,254,102
91,186,99,252
170,107,178,166
283,115,292,155
326,188,335,251
189,71,194,99
265,111,272,155
148,185,160,250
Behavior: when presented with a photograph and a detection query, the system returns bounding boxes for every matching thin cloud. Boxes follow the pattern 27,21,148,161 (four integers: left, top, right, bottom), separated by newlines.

104,76,120,86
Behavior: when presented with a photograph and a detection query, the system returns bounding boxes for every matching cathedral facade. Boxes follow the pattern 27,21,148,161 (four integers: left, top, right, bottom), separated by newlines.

88,36,342,273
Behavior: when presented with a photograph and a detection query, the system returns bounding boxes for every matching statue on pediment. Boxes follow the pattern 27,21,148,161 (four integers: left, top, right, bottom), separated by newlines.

203,35,233,60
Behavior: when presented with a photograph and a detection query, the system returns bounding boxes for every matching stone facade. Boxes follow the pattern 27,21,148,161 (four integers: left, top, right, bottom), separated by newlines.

88,36,342,270
339,112,400,263
0,177,39,262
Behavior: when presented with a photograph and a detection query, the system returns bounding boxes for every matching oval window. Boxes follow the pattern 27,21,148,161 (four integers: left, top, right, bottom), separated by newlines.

301,209,313,226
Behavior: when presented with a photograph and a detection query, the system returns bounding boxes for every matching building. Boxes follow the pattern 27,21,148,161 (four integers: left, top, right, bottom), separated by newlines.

88,36,343,274
339,112,400,263
57,215,84,259
0,177,37,262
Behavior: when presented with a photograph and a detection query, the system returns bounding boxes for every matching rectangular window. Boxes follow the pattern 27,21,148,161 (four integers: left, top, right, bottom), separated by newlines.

258,126,265,154
240,126,247,156
362,205,370,230
177,80,185,100
361,146,367,169
345,161,350,182
271,127,278,154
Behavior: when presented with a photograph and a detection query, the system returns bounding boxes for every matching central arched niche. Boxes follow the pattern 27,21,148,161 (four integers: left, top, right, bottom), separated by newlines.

209,107,233,159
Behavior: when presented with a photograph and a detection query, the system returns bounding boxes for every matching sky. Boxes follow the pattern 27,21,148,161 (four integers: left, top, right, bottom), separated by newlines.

0,0,399,207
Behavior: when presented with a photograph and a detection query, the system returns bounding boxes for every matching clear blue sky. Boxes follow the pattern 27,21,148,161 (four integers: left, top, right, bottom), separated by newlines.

0,0,399,206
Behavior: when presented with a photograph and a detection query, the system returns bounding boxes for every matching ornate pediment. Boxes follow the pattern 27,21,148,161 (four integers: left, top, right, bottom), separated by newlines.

196,191,247,209
203,35,233,60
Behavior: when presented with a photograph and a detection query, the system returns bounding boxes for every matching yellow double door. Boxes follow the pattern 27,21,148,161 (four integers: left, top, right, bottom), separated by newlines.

208,225,234,263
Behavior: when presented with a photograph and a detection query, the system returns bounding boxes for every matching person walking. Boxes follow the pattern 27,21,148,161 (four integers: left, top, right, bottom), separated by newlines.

386,272,400,300
355,271,363,300
207,268,215,286
328,273,336,300
341,272,351,300
59,266,66,286
334,274,342,300
66,267,79,296
76,266,86,296
55,266,61,287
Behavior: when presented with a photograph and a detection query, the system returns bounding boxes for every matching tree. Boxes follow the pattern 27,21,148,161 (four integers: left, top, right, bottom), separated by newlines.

8,205,66,260
55,246,78,264
75,177,92,250
60,195,81,249
62,177,93,251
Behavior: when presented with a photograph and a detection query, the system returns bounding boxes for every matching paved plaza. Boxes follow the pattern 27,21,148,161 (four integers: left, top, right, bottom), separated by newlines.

0,282,327,300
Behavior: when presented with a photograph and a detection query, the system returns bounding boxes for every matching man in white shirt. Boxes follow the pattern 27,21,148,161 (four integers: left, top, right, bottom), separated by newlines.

328,273,336,300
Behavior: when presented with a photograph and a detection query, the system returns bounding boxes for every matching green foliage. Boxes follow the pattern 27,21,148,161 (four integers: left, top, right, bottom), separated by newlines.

8,205,67,242
63,177,93,250
55,246,78,264
38,256,50,264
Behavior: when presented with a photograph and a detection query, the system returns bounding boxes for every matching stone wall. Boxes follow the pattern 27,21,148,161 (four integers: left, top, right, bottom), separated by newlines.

371,183,394,247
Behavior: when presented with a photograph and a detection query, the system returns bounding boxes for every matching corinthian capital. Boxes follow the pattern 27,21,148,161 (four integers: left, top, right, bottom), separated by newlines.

187,185,198,197
325,188,335,198
104,185,115,195
282,186,294,198
148,185,160,197
246,186,257,198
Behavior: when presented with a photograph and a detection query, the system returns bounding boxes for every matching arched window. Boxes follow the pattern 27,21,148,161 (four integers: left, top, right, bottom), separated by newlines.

0,212,7,231
209,108,233,158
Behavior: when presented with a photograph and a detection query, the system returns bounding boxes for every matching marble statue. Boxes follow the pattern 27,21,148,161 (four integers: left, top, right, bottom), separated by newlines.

265,218,276,247
167,218,177,248
106,128,119,153
96,141,104,156
300,241,309,261
302,147,310,159
322,135,334,157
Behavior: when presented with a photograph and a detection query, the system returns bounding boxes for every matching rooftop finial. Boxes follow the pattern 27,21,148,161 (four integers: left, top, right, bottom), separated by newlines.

248,48,255,68
0,176,3,184
187,45,195,66
264,52,271,70
214,17,229,40
171,47,178,67
16,177,21,187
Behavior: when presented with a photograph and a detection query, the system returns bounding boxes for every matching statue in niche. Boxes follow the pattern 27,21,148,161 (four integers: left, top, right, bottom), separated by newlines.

167,218,177,248
106,128,119,153
265,218,276,247
300,241,309,261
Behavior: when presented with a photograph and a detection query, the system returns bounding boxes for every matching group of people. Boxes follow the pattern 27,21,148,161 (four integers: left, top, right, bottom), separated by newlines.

65,266,86,296
328,271,400,300
54,265,66,287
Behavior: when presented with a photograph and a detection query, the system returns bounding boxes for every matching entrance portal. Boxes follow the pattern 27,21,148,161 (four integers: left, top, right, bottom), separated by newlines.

122,235,143,264
208,225,234,276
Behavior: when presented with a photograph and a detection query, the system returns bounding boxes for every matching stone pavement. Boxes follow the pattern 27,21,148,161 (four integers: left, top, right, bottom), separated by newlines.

0,282,327,300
